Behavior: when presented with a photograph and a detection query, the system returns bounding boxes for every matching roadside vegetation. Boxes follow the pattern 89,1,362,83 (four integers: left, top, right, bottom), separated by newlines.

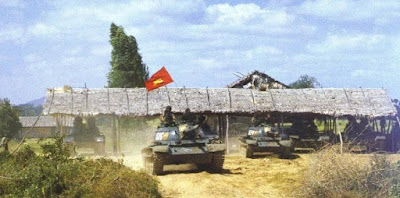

0,137,161,198
298,144,400,198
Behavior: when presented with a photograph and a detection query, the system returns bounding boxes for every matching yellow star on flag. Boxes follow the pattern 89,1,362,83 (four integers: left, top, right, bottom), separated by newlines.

153,78,164,85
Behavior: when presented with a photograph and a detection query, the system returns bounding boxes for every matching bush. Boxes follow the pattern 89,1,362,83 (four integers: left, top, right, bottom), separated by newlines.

299,144,400,198
0,138,160,197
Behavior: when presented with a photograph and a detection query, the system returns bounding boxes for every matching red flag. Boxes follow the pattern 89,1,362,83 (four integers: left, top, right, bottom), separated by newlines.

145,66,174,91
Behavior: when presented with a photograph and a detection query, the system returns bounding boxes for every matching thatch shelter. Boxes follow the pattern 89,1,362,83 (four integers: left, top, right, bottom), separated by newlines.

41,87,396,154
43,87,396,118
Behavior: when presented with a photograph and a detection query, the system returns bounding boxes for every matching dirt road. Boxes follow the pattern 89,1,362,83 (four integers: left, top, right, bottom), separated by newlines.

117,152,309,198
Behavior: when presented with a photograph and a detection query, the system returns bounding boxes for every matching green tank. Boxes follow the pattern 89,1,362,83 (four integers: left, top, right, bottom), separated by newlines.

239,125,293,159
141,125,226,175
63,117,105,155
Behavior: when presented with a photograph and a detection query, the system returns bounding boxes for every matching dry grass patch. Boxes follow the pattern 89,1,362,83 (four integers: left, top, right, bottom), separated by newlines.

298,144,400,198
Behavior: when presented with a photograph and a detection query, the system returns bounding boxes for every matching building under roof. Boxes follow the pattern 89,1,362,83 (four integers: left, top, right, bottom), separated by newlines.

19,116,74,128
43,87,396,118
19,116,74,138
228,70,289,90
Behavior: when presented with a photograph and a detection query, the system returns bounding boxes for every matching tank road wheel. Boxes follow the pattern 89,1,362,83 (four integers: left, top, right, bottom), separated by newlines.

209,151,225,173
290,138,297,152
152,153,165,175
240,144,246,156
245,145,254,158
280,147,291,159
196,163,208,171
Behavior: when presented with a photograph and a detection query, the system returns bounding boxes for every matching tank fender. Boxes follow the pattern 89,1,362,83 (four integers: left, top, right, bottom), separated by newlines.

207,143,226,152
245,139,257,145
141,147,154,158
152,145,170,153
279,140,292,147
375,136,386,141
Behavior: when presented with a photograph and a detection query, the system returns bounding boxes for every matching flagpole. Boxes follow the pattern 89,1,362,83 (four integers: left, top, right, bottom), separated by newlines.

165,85,171,106
183,86,188,109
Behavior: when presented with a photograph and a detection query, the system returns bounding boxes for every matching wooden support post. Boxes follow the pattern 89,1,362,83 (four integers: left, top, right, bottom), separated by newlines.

336,118,343,154
117,117,121,154
112,115,117,154
218,115,223,138
225,114,229,155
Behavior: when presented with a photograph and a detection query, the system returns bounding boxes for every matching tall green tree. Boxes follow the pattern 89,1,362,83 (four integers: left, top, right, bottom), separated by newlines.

289,75,321,89
107,23,149,88
0,99,22,138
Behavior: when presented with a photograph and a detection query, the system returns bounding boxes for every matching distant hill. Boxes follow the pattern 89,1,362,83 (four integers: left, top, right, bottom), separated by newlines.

24,97,45,106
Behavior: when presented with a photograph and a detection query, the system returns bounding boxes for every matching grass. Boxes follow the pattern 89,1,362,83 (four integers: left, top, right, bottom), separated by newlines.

1,137,161,197
297,144,400,198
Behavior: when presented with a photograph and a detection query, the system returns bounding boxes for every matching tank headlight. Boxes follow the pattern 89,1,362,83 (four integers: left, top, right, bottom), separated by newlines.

94,137,105,142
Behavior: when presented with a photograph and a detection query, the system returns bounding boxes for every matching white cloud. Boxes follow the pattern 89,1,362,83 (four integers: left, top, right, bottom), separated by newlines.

91,45,111,56
192,57,225,69
307,33,385,53
245,45,283,59
28,23,60,36
298,0,400,23
23,54,42,63
0,0,25,8
0,25,24,43
206,3,294,28
351,69,376,78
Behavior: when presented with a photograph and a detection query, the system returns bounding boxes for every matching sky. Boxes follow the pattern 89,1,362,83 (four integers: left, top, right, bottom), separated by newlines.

1,0,400,105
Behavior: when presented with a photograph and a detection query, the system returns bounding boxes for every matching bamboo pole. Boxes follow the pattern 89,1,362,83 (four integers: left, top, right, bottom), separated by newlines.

112,115,117,154
336,118,343,154
225,114,229,155
117,117,121,154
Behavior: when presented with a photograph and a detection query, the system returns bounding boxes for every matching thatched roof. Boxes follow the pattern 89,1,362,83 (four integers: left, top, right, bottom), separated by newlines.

228,70,290,89
19,116,74,128
42,87,396,117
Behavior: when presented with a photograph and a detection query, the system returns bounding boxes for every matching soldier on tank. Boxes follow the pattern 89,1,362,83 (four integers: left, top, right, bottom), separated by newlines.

182,108,196,124
161,106,176,127
87,117,100,135
71,116,86,134
252,112,271,127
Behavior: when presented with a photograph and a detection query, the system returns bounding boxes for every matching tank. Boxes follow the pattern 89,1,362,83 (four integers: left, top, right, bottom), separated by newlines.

63,131,106,155
141,124,226,175
239,125,292,159
288,130,331,150
63,117,105,155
